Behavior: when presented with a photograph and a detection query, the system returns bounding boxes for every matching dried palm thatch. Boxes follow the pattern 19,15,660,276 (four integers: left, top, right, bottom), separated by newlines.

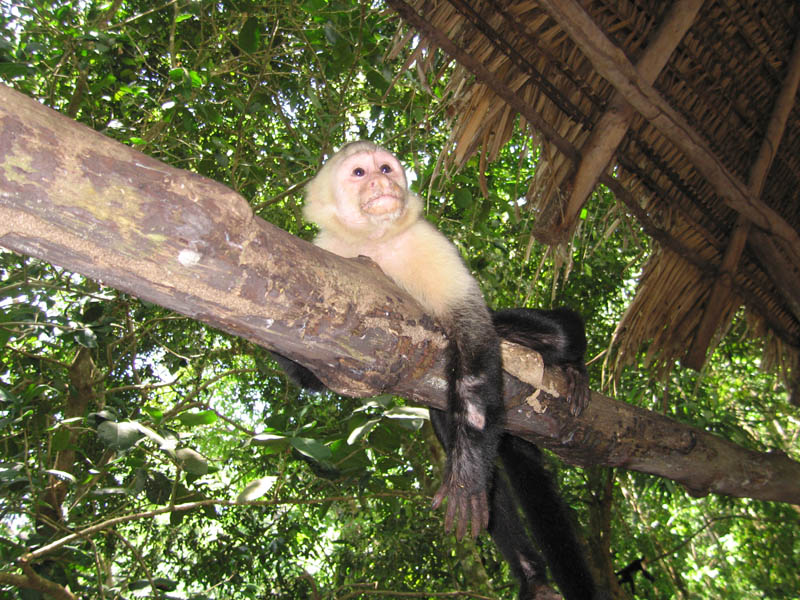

386,0,800,394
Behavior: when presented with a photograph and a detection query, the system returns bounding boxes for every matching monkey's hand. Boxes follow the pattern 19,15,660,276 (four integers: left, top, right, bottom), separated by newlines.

431,470,490,540
564,364,590,416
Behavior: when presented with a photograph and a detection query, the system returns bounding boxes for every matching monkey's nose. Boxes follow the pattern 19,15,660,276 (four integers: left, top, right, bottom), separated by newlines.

371,176,393,191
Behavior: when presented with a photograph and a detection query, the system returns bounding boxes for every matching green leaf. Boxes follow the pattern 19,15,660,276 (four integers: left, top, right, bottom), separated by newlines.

239,18,260,54
0,387,19,404
96,421,142,450
453,188,473,209
175,448,208,475
143,406,163,422
301,0,327,12
0,63,32,78
323,21,340,45
383,406,427,431
90,487,127,496
366,69,388,93
44,469,76,484
74,327,98,348
51,427,71,452
289,437,331,461
187,70,203,87
251,432,287,444
237,476,277,502
383,406,429,420
135,424,176,451
145,471,172,505
347,418,380,445
177,410,218,427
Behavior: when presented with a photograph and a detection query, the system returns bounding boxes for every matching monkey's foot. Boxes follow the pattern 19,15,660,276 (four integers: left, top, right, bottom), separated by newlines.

564,365,590,416
431,479,489,540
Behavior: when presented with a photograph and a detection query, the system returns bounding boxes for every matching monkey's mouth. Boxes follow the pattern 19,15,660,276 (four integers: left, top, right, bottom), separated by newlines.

362,194,403,216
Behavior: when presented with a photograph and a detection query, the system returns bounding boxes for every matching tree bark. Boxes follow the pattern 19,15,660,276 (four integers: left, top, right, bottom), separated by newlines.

1,83,799,505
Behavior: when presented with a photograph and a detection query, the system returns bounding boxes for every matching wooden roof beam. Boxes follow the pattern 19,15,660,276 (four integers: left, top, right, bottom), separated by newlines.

685,30,800,368
748,230,800,322
684,216,750,370
543,0,705,244
748,31,800,200
746,30,800,323
536,0,800,268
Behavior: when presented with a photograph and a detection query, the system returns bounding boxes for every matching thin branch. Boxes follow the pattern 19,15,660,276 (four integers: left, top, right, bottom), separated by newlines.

20,491,421,562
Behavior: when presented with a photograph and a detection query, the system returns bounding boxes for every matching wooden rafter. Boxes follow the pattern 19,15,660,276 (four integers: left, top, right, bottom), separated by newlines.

687,29,800,368
745,31,800,322
684,216,750,369
536,0,800,268
748,32,800,200
749,230,800,322
539,0,705,244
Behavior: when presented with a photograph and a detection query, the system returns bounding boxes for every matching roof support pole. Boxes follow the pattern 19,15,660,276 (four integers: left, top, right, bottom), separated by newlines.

540,0,704,244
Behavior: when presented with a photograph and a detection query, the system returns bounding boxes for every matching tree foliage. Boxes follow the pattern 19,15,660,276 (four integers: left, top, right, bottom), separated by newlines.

0,2,797,599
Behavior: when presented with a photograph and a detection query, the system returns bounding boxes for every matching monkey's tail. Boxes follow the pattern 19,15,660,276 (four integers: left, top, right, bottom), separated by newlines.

499,435,599,600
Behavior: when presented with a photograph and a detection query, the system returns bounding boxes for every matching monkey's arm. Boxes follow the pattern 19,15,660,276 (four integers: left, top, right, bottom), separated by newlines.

431,301,505,539
493,308,590,416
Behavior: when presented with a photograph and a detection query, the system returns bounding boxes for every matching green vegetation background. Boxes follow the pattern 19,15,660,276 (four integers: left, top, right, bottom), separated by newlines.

0,2,796,599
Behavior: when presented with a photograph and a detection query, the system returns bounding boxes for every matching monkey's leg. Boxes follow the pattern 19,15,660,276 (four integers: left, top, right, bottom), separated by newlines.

430,409,553,599
430,318,505,540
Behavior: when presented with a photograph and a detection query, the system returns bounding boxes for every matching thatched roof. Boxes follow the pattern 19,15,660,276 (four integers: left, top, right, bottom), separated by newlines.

387,0,800,390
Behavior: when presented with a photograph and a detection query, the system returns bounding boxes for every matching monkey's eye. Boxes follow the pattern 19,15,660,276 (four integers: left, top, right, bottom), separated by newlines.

379,164,392,173
352,167,365,177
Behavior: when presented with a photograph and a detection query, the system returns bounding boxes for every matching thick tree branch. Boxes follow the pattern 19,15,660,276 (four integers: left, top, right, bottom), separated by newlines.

1,84,799,504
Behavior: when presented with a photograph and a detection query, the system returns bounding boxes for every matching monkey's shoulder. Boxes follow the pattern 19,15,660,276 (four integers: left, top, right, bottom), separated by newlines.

378,221,480,317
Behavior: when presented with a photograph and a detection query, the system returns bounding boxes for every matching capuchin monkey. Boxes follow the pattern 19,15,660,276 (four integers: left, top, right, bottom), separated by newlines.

276,141,602,600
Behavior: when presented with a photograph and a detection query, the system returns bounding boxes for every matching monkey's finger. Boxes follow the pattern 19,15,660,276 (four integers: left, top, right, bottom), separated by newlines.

566,368,590,416
468,493,489,538
447,499,460,538
431,485,447,511
479,492,489,532
470,497,482,539
454,500,468,541
570,387,589,416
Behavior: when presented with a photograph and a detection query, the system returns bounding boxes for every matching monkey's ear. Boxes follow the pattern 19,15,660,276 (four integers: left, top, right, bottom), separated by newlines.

303,171,335,223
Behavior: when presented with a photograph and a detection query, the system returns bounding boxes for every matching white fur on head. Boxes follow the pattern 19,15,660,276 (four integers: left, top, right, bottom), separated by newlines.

303,140,422,240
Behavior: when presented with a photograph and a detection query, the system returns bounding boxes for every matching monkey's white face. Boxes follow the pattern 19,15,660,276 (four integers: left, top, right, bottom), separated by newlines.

336,149,407,220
